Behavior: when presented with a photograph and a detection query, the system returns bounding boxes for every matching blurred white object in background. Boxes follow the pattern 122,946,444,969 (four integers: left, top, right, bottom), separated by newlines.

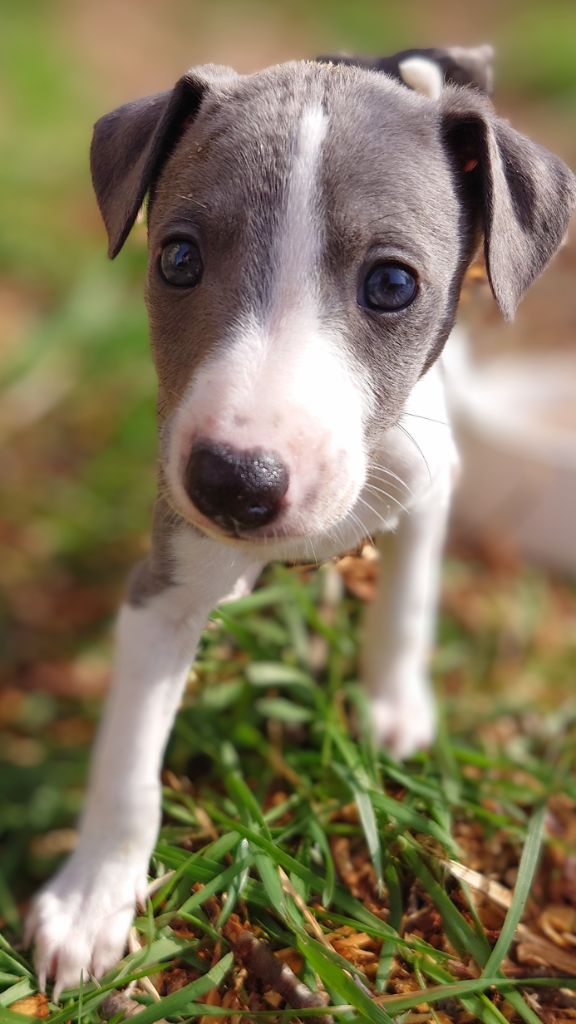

444,327,576,576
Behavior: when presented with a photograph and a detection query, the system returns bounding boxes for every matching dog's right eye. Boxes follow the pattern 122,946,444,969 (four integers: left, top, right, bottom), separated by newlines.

359,261,418,312
159,239,203,288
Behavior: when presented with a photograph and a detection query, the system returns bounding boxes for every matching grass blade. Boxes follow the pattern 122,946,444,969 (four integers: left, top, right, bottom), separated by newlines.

125,952,234,1024
482,803,547,977
297,935,395,1024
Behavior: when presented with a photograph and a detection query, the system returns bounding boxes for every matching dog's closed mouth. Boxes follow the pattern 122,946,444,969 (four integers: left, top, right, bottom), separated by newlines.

171,497,285,544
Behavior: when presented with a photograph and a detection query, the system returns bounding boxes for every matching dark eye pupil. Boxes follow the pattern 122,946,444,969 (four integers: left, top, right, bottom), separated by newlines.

160,240,203,287
362,263,417,311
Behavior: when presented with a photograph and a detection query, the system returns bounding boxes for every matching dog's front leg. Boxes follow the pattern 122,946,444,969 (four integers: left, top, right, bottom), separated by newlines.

362,484,451,759
26,530,261,999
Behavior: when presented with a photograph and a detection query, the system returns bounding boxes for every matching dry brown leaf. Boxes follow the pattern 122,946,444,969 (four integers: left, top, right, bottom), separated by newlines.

199,985,222,1024
516,925,576,975
446,860,513,910
8,994,49,1019
539,905,576,948
275,946,304,975
335,545,379,602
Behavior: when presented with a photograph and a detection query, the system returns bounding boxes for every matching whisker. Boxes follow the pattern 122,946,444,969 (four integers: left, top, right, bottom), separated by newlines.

347,508,370,544
396,422,432,485
368,470,412,498
327,518,351,557
334,522,348,553
367,462,413,496
403,412,449,427
364,483,410,516
356,495,396,533
358,498,405,536
307,534,320,565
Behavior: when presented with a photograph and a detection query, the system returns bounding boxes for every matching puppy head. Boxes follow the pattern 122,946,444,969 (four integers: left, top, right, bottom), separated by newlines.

91,60,575,549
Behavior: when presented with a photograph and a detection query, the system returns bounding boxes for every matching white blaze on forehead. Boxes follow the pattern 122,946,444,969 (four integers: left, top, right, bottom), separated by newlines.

165,100,372,537
270,103,329,315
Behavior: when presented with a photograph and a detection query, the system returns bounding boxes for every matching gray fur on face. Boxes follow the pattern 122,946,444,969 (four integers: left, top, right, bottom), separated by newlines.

141,64,472,432
91,57,576,339
90,57,576,602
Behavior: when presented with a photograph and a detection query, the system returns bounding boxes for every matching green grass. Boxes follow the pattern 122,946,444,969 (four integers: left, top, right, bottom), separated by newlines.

1,563,575,1022
1,2,576,1020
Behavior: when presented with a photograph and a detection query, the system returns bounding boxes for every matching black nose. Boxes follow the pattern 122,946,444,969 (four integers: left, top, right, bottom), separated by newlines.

185,442,290,532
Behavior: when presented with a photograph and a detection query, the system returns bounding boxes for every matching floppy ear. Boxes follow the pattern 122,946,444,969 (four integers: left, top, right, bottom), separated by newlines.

442,90,576,319
90,65,238,258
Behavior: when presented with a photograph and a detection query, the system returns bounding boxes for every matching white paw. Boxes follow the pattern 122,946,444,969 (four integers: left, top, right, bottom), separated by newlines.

25,848,148,1000
369,683,437,759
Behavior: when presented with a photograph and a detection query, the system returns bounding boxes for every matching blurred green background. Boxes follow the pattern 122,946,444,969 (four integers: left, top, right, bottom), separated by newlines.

1,0,575,911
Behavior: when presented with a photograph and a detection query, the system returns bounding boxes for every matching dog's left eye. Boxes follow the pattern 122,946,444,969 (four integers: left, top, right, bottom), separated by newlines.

360,262,418,312
159,239,203,288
